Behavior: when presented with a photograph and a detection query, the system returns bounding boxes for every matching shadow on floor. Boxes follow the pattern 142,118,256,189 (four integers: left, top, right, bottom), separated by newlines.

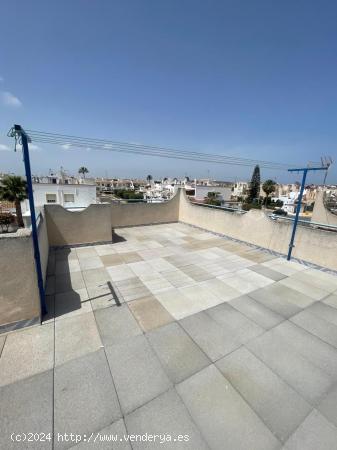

112,229,127,243
44,247,122,321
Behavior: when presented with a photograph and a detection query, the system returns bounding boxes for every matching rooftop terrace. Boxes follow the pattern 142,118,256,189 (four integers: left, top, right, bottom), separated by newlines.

1,222,337,449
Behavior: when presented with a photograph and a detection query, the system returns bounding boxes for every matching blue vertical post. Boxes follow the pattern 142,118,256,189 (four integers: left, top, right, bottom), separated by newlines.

287,169,307,260
16,125,47,316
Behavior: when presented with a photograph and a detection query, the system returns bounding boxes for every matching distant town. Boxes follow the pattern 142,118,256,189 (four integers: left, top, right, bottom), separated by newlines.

1,165,336,232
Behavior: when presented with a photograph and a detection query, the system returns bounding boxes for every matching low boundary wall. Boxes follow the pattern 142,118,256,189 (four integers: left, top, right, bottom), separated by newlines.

45,195,180,246
0,212,49,332
178,189,337,271
111,194,180,228
45,204,112,246
312,190,337,226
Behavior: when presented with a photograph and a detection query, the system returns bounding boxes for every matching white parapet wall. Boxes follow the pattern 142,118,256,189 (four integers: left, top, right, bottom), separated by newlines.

45,204,112,246
111,193,180,228
311,190,337,226
0,211,49,331
178,188,337,271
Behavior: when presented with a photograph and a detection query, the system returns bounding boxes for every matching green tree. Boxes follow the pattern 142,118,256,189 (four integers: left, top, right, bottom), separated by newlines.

146,174,153,183
204,192,221,206
262,179,277,205
248,165,261,202
0,175,28,227
78,167,89,178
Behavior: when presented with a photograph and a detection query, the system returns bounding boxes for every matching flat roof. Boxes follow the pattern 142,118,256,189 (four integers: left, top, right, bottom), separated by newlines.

1,222,337,448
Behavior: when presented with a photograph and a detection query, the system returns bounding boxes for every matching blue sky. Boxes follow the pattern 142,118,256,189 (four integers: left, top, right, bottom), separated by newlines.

0,0,336,183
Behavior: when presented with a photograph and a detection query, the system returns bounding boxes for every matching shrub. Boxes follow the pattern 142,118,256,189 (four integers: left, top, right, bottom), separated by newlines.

242,203,251,211
274,208,287,216
242,203,262,211
0,212,15,233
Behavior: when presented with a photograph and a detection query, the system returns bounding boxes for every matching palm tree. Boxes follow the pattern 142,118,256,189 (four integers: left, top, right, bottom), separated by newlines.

0,175,28,227
262,179,277,205
146,174,153,184
78,167,89,178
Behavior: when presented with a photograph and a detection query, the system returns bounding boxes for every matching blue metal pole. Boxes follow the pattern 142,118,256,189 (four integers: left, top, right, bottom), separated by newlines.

287,169,308,261
19,127,47,316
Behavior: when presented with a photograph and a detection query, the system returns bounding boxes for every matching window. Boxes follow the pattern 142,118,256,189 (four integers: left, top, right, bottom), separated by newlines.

46,194,57,203
64,193,75,203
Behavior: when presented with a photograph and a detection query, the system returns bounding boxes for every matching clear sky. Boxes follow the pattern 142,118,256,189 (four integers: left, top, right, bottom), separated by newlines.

0,0,336,183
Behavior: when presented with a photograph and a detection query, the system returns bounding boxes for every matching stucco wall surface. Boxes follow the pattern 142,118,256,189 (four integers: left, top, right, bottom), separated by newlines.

0,231,39,328
111,193,180,228
45,204,112,246
178,189,337,270
311,190,337,226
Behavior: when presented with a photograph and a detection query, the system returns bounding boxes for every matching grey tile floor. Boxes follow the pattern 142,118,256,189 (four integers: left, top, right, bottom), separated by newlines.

1,223,337,449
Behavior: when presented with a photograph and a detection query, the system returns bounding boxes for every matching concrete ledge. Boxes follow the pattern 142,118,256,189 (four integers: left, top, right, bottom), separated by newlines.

113,220,178,229
178,189,337,271
0,316,40,335
45,204,112,246
180,221,337,276
111,193,180,228
0,232,41,327
312,190,337,226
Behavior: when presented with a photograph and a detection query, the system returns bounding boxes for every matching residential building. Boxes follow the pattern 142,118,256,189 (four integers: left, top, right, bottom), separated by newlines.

231,181,249,198
195,185,232,202
21,173,97,222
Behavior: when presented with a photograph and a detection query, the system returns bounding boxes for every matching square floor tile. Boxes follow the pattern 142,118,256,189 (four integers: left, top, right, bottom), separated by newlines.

71,419,131,449
248,284,310,317
176,365,280,450
206,302,264,344
128,296,173,332
105,334,171,414
284,410,337,450
216,347,311,442
54,349,121,449
279,276,329,301
87,283,122,310
0,323,54,386
125,389,209,450
76,247,98,259
82,268,111,287
317,383,337,428
291,310,337,348
200,278,241,302
229,295,284,330
0,370,53,450
95,304,142,346
147,322,210,383
79,256,104,271
107,264,135,282
55,288,91,320
55,313,102,366
55,272,85,294
248,264,287,281
180,311,241,361
100,253,124,267
246,325,336,405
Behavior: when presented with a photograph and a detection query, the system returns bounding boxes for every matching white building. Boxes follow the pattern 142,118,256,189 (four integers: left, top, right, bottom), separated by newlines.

194,186,232,202
21,174,97,224
231,181,249,198
271,192,298,213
